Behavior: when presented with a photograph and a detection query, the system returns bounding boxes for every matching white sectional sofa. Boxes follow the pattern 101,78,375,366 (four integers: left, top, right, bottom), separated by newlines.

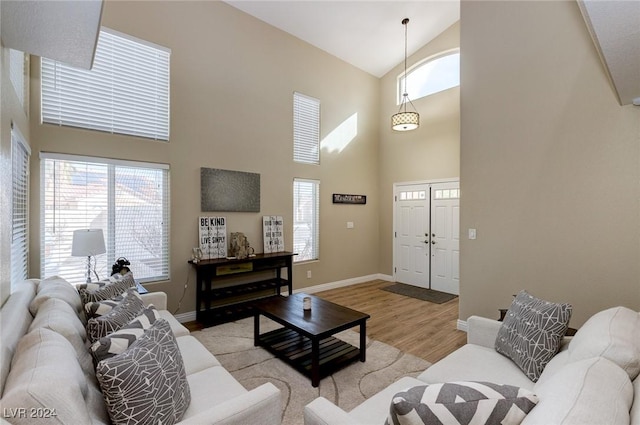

305,307,640,425
0,277,282,425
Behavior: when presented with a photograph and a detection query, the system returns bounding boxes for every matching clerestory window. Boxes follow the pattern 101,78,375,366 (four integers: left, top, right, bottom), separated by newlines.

398,49,460,104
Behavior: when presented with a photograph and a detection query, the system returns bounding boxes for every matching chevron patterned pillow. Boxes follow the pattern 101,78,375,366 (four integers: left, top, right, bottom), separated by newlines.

385,382,539,425
90,305,161,363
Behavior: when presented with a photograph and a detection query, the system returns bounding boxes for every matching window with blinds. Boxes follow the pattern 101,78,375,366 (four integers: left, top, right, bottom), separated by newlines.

293,92,320,164
293,179,319,262
41,28,170,141
11,127,30,288
41,153,170,283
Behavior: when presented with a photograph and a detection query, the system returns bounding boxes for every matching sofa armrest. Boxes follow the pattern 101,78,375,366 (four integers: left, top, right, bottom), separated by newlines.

177,383,281,425
304,397,362,425
467,315,503,348
140,292,167,310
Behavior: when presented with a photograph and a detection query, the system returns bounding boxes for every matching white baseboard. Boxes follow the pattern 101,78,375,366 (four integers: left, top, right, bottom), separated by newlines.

457,319,468,332
174,311,196,323
292,273,393,295
173,273,394,323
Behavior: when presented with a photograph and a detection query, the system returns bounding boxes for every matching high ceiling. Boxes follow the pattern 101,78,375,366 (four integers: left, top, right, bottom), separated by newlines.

226,0,639,106
224,1,460,78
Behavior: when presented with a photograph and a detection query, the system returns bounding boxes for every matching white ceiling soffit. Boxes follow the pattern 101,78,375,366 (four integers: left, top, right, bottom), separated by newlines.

578,0,640,106
1,0,103,70
224,1,460,78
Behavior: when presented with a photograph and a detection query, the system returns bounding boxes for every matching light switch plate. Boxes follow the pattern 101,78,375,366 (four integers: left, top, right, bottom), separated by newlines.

468,228,477,240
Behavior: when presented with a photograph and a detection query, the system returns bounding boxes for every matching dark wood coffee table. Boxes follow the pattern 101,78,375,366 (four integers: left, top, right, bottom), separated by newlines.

253,293,370,387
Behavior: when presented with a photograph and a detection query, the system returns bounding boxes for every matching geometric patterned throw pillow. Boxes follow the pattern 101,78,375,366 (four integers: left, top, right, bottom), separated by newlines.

86,288,145,343
385,382,539,425
96,319,191,425
77,272,136,305
495,290,572,382
90,305,161,363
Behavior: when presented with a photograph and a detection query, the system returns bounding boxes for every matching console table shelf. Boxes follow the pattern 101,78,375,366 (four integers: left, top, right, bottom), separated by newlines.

189,252,296,326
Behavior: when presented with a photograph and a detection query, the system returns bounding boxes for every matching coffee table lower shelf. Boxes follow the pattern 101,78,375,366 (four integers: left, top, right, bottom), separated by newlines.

257,328,360,384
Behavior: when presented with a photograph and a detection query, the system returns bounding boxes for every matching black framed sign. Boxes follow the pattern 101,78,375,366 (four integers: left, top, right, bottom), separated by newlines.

332,194,366,205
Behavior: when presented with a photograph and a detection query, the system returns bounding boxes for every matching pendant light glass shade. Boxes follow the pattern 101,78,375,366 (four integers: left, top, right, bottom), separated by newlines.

392,18,419,132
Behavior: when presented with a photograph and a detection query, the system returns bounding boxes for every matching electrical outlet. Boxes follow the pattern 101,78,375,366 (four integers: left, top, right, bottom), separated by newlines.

306,270,312,279
347,221,354,229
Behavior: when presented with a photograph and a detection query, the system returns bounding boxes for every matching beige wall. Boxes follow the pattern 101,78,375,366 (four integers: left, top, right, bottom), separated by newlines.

459,0,640,326
377,22,461,275
28,1,381,313
0,39,31,305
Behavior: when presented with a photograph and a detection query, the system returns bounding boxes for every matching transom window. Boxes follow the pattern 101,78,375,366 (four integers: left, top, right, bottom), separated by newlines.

398,50,460,104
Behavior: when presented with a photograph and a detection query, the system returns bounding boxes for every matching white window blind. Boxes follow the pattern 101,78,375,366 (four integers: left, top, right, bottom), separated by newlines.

11,126,30,288
41,28,170,141
293,92,320,164
41,153,170,283
293,179,319,262
9,49,26,109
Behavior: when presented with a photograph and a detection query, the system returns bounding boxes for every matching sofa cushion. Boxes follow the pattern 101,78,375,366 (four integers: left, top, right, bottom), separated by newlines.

630,377,640,425
90,305,160,363
385,382,538,425
96,319,191,425
176,335,221,375
28,298,94,376
2,328,104,425
524,357,633,425
29,276,83,317
159,309,191,338
567,306,640,380
182,365,249,420
0,280,37,396
348,376,425,424
495,290,572,382
86,288,145,343
77,271,136,305
418,344,536,390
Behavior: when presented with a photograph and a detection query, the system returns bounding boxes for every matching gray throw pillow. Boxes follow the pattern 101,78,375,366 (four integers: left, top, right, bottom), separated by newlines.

385,382,538,425
495,290,572,382
77,272,136,305
84,294,125,319
86,289,144,343
95,319,191,425
90,305,160,363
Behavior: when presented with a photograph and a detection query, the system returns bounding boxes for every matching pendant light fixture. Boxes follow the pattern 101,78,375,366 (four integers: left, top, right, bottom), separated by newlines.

392,18,419,132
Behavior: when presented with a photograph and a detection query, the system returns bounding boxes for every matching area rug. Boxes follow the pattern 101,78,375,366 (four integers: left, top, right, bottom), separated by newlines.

191,317,431,425
381,283,458,304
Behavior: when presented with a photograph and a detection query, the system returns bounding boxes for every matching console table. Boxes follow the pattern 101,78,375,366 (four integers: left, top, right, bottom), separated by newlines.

189,252,295,326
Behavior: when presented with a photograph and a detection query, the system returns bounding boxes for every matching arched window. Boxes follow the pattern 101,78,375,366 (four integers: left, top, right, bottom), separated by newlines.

398,49,460,104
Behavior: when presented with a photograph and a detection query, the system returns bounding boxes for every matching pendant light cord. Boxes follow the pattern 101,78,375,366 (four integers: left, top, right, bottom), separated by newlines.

399,18,417,114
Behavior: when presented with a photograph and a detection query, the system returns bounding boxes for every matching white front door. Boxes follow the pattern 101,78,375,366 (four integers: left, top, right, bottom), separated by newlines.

394,184,430,288
430,182,460,295
394,181,460,294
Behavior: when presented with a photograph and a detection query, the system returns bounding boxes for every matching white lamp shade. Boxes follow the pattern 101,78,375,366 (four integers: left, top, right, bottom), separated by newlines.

72,229,106,257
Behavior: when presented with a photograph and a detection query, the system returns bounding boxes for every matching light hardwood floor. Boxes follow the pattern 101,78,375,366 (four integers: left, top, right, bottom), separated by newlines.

187,280,467,364
314,280,466,364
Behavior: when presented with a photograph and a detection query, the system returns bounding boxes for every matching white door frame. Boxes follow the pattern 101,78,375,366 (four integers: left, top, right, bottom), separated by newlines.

392,178,460,286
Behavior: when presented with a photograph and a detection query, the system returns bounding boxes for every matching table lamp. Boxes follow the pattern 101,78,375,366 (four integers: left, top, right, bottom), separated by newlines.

72,229,106,283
